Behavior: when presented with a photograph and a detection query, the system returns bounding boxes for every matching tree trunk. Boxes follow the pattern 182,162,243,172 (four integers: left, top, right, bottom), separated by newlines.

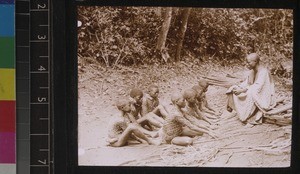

156,7,172,51
175,8,191,62
154,7,162,17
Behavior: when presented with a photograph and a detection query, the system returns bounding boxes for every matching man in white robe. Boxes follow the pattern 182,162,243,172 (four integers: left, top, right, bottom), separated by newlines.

226,53,276,124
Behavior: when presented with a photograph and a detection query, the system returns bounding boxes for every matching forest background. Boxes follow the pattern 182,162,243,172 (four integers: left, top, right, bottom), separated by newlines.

77,7,293,80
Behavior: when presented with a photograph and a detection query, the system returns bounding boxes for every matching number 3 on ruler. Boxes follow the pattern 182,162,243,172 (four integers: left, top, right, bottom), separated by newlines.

38,35,47,40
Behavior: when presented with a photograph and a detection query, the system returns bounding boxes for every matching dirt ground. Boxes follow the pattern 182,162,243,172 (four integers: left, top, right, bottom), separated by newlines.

77,61,292,167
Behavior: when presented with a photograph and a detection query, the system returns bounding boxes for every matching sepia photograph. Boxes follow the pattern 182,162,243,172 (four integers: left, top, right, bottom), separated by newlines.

77,6,293,167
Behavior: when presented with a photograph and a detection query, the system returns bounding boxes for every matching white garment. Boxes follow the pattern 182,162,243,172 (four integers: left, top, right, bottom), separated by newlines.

227,66,276,121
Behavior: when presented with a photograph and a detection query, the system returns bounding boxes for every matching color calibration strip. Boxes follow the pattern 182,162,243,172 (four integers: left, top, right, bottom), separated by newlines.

0,0,16,174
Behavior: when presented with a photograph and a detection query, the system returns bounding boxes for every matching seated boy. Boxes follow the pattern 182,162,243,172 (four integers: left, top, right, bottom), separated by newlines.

171,93,217,132
129,88,165,129
192,85,218,120
198,79,218,115
141,85,169,119
129,88,144,120
107,100,159,147
156,111,217,146
183,89,215,125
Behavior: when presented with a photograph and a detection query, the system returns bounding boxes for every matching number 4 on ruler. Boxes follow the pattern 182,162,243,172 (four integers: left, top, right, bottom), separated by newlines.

38,65,46,71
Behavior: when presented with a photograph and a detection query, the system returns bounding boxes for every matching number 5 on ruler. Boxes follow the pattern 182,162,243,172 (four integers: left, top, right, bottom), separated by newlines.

38,97,47,103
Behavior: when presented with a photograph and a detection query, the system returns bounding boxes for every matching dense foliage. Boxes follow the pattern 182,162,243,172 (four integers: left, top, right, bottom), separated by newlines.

78,7,293,69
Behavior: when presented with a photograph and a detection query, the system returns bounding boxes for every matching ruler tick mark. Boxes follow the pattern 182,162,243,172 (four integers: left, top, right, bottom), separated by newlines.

30,9,49,12
39,149,49,152
30,71,49,73
16,61,29,63
30,40,49,43
30,102,49,105
30,165,49,167
39,118,49,121
16,13,30,15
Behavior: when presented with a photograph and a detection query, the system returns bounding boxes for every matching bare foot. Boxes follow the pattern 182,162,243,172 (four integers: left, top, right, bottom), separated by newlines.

107,138,118,144
148,138,161,145
227,106,233,112
146,131,159,138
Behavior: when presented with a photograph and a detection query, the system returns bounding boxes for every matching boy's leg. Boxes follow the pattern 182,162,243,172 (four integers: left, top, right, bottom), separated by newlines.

112,124,156,146
137,123,158,138
147,112,165,126
137,112,162,127
181,126,203,137
128,124,160,144
171,136,193,146
152,105,169,118
111,125,135,147
138,113,164,128
139,119,154,131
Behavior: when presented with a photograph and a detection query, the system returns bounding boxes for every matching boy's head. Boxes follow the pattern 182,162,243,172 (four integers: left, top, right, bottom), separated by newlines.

198,79,209,92
171,93,186,108
129,88,143,104
148,85,159,99
116,99,132,112
183,89,197,104
191,85,203,99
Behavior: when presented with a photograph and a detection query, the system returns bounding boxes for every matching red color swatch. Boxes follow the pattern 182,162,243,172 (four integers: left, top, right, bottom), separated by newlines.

0,101,15,132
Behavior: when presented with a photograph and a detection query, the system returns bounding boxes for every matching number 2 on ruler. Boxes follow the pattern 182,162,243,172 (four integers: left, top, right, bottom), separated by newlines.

37,4,46,9
38,159,47,165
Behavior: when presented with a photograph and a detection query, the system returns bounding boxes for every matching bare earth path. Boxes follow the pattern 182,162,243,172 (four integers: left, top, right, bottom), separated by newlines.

78,62,291,167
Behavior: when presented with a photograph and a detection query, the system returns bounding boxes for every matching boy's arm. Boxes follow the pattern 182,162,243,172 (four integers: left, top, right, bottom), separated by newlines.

200,95,216,113
182,117,218,138
202,103,216,115
178,117,206,132
127,113,138,124
194,106,212,125
177,117,217,138
141,98,149,116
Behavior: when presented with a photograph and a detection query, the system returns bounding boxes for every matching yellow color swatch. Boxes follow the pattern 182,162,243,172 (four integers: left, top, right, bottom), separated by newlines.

0,68,15,100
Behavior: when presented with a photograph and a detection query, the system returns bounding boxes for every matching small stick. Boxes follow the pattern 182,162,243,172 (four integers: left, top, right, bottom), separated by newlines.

225,152,234,164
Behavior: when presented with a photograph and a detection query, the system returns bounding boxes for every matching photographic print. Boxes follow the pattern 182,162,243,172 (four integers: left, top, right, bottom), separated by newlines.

77,6,293,167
